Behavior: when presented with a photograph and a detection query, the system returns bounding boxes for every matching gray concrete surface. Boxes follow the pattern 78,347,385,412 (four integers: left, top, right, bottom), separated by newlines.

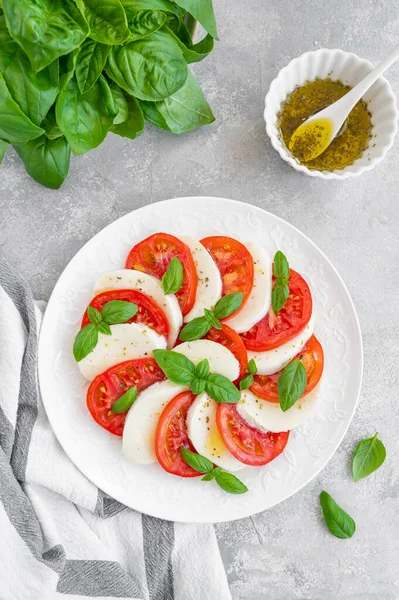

1,0,398,598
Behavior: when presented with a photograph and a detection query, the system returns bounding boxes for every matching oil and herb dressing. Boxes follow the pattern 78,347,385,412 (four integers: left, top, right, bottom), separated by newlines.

278,78,373,171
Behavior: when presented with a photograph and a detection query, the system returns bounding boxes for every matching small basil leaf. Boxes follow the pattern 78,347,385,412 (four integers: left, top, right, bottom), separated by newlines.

213,292,243,319
195,358,210,379
272,281,289,314
239,374,253,391
273,250,290,281
73,324,98,362
204,308,221,329
153,349,195,385
352,433,386,482
179,317,211,342
277,360,307,412
201,466,221,481
319,491,356,539
191,378,206,395
247,358,257,375
87,306,103,325
112,386,137,414
204,373,240,404
215,471,248,495
180,447,213,473
162,257,183,295
97,321,112,335
101,300,138,324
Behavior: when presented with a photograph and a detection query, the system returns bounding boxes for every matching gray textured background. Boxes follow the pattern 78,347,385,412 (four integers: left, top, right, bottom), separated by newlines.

1,0,398,598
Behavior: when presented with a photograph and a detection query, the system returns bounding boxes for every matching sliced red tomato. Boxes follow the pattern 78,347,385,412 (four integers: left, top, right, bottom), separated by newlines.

205,323,248,382
240,269,312,351
125,232,197,316
216,403,289,466
250,335,324,402
81,289,169,338
87,358,165,436
200,236,254,319
155,391,200,478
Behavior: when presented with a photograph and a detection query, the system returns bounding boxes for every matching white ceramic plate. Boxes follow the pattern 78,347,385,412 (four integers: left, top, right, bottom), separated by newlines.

38,197,363,523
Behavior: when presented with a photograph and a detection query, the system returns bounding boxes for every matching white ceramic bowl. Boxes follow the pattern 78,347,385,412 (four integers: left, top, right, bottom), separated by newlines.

264,48,398,179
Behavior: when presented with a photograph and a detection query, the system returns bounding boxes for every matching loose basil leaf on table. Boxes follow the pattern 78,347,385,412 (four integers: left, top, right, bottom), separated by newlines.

319,491,356,539
75,0,130,45
0,74,44,143
112,386,137,413
75,40,111,94
172,0,218,39
14,135,71,189
124,9,167,41
73,324,99,362
0,139,9,164
277,360,307,412
162,257,184,294
152,349,196,385
352,432,386,481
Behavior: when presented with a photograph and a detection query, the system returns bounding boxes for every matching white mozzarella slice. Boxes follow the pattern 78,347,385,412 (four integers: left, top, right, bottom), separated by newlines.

237,386,320,432
178,235,222,323
177,340,239,381
225,243,272,333
247,315,315,376
94,269,182,348
122,381,188,464
78,323,167,381
187,392,244,472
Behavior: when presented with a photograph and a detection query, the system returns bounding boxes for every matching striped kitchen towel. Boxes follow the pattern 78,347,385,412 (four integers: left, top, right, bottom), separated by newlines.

0,258,232,600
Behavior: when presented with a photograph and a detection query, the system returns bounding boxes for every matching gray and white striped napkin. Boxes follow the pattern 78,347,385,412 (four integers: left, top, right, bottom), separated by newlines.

0,258,232,600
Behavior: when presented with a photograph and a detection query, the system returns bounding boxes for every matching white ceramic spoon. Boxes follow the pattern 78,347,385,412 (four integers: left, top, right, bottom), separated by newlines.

289,42,399,161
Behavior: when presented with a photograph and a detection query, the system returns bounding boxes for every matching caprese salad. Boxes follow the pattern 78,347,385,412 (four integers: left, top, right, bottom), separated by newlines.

73,232,324,495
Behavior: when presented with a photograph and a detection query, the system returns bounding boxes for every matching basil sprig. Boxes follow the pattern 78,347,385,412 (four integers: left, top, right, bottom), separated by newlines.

152,350,240,404
239,358,258,391
272,250,290,314
319,491,356,539
179,292,243,342
112,386,137,414
352,432,386,482
162,257,183,295
180,448,248,495
277,359,307,411
73,300,138,362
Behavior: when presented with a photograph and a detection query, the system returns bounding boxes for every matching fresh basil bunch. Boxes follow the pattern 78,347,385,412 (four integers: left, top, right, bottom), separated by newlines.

0,0,217,189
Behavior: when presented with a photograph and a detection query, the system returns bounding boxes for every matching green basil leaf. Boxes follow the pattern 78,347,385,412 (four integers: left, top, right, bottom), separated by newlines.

0,14,18,71
319,491,356,539
239,374,253,391
163,25,214,64
195,358,209,379
179,317,211,342
87,306,103,325
191,378,206,395
111,91,145,139
247,358,257,375
3,0,88,72
204,373,240,404
201,466,221,481
110,83,129,124
13,135,71,189
272,282,289,314
121,0,183,17
75,40,111,94
172,0,218,39
56,75,117,156
73,323,98,361
180,447,213,473
101,299,138,324
213,292,243,320
273,250,290,281
111,386,137,413
352,432,386,482
139,99,171,130
125,9,167,41
277,360,307,412
162,257,183,294
0,74,44,143
59,49,80,90
204,308,221,329
41,108,63,140
153,349,195,385
215,471,248,495
75,0,130,45
106,30,188,101
97,321,112,335
0,139,9,163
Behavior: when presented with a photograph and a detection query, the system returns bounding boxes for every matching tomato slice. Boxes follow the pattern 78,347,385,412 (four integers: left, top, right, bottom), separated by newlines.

87,358,165,436
155,391,200,478
240,269,312,351
205,323,248,382
81,289,169,339
200,236,254,318
250,335,324,402
216,403,289,466
125,232,197,316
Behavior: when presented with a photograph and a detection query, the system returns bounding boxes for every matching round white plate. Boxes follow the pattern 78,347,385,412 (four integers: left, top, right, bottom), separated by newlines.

38,197,363,523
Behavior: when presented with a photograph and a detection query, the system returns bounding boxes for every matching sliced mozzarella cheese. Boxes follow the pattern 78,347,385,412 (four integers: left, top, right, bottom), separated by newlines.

225,243,272,333
248,315,315,376
93,269,182,348
177,340,240,381
78,323,167,381
178,235,222,323
122,381,188,464
237,386,320,432
187,392,244,472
